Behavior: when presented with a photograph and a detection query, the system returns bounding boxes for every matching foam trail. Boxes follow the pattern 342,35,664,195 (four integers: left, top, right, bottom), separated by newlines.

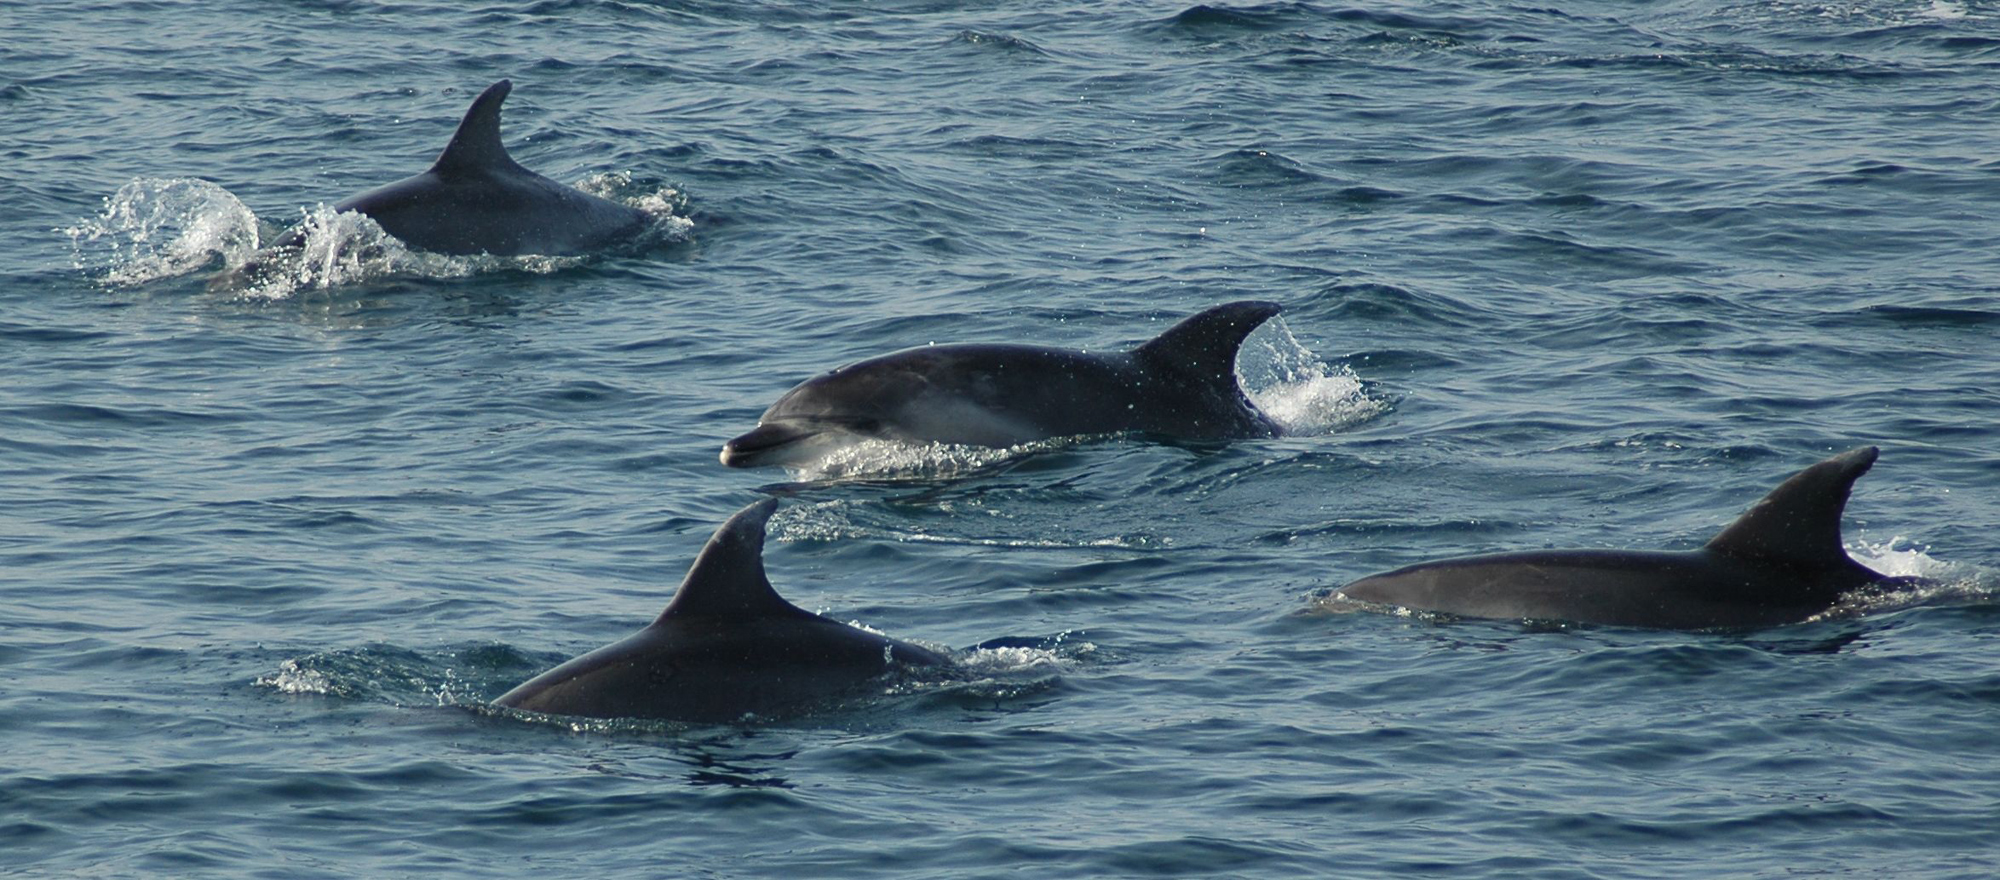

785,437,1052,482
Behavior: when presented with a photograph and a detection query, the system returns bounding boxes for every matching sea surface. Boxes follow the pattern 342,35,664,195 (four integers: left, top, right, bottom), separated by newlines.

5,1,1999,876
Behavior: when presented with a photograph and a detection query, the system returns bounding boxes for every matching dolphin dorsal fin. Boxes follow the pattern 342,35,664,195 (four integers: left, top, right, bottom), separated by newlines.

1704,446,1879,568
429,80,522,178
1131,300,1283,388
655,499,808,622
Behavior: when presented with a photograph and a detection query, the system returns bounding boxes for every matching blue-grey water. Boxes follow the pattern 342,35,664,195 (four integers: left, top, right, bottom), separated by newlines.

6,1,1999,876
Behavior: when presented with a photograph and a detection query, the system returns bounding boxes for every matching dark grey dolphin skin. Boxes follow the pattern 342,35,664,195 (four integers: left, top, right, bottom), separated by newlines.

493,499,948,723
264,80,650,256
1338,447,1912,629
721,300,1286,468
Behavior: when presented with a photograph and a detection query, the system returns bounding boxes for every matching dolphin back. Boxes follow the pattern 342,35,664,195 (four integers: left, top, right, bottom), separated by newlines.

257,80,652,259
492,500,947,722
1338,447,1897,629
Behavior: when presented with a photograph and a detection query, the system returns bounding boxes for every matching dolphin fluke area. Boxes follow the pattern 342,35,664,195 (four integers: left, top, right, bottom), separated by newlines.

492,499,949,723
254,80,653,260
720,300,1287,469
1336,447,1915,630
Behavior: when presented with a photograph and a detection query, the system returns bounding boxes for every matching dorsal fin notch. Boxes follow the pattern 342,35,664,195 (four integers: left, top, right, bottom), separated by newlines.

428,80,522,178
1132,300,1283,388
656,499,807,622
1705,446,1879,569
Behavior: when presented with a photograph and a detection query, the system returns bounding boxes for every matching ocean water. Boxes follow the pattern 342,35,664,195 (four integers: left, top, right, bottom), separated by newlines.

5,0,1999,876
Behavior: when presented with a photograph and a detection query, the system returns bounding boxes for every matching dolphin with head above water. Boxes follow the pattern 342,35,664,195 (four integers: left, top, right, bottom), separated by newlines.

720,300,1286,469
493,499,948,723
1336,447,1919,630
263,80,651,257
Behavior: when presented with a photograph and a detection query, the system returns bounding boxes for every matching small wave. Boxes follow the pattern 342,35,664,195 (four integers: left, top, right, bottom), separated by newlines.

1211,148,1334,188
884,633,1093,706
62,177,260,286
255,643,511,707
1164,3,1310,32
948,30,1051,57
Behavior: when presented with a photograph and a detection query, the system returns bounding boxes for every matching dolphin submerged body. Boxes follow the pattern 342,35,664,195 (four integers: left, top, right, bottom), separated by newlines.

263,80,651,258
493,499,948,723
721,300,1287,469
1336,447,1916,629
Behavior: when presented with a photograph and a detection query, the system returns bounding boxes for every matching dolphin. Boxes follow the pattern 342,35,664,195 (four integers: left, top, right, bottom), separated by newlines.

721,300,1286,468
1336,447,1916,629
262,80,651,257
493,499,948,722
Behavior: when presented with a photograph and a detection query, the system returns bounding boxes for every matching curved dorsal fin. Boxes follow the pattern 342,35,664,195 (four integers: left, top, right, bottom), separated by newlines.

428,80,522,177
1131,300,1283,388
655,499,809,622
1705,446,1878,568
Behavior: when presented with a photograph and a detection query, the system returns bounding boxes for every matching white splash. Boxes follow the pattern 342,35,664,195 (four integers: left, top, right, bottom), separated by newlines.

233,204,482,300
253,658,341,696
1849,535,1957,581
576,170,695,240
1236,318,1387,436
1808,536,1995,621
63,177,261,285
957,639,1091,673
